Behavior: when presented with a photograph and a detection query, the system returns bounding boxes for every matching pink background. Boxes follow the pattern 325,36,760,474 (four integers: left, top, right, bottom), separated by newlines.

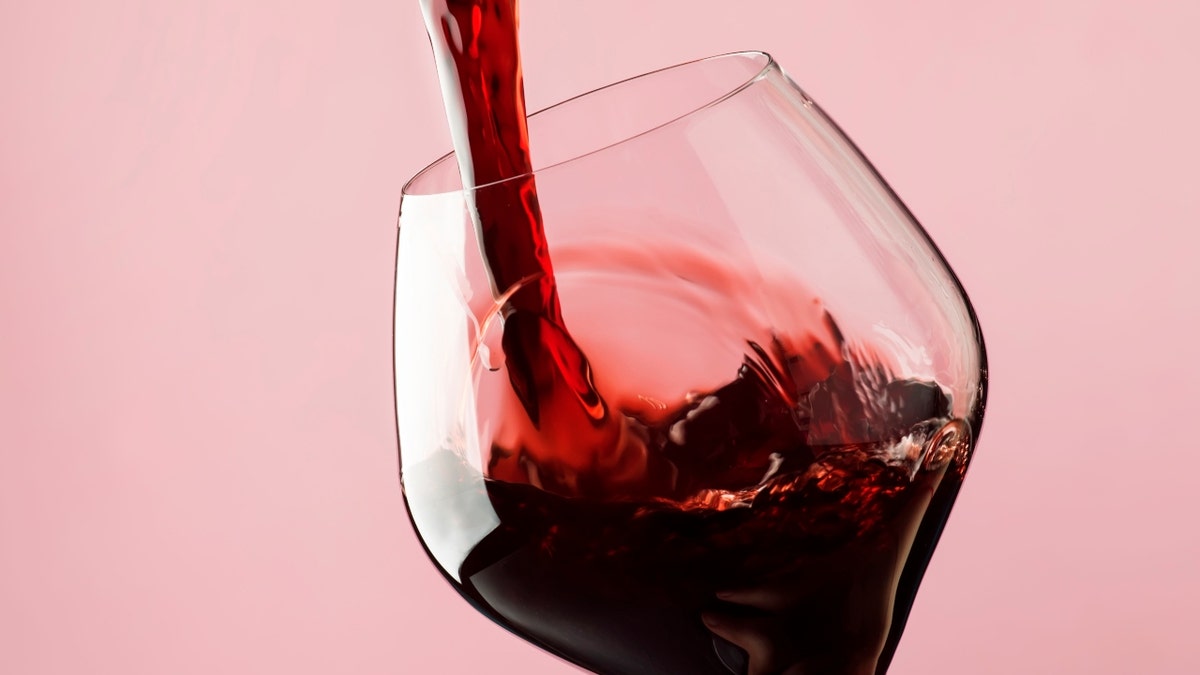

2,1,1198,673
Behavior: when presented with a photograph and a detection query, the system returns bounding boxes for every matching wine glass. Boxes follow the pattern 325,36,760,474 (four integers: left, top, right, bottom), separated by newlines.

395,51,987,675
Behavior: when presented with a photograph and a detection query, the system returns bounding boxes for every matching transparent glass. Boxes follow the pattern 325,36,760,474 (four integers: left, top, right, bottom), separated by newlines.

395,51,987,675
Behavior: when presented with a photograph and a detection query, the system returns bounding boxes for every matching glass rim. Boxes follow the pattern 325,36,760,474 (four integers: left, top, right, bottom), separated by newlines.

401,50,777,198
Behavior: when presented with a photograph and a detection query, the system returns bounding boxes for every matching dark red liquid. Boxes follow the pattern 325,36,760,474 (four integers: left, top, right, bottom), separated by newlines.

414,2,972,673
419,0,611,443
412,329,969,674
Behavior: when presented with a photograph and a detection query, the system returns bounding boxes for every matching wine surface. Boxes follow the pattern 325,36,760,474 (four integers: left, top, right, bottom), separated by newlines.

412,1,970,673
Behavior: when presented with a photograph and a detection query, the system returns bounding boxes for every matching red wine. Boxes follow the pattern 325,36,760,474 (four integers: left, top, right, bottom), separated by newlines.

413,2,972,673
419,0,616,455
408,311,969,674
